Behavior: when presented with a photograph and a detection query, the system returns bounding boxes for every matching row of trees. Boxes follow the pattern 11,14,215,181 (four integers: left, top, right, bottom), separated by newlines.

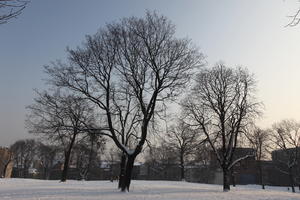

24,12,299,193
25,12,259,192
5,118,299,192
26,91,106,181
6,138,105,180
0,0,298,193
145,118,300,193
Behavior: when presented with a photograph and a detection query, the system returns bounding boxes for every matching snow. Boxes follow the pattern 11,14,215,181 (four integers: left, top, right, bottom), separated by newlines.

119,144,135,155
0,179,299,200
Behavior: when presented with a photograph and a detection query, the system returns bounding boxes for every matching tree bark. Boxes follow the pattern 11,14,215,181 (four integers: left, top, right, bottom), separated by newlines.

46,169,51,180
223,168,230,191
61,152,71,182
258,161,265,189
120,155,135,192
288,167,295,193
230,169,236,187
180,153,185,181
60,133,76,182
118,153,126,189
85,137,95,180
43,166,47,180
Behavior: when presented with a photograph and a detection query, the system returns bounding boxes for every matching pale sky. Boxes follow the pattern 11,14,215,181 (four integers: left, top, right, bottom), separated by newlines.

1,0,300,146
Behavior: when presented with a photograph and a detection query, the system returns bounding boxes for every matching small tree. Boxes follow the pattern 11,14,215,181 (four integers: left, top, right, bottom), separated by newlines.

104,147,122,182
37,143,59,180
144,143,178,178
45,11,203,191
73,133,105,180
165,119,203,180
271,119,300,193
26,90,95,182
245,126,270,189
193,143,211,166
145,144,178,166
183,63,261,191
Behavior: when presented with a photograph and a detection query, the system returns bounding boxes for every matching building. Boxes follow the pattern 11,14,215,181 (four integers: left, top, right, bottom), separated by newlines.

0,147,13,178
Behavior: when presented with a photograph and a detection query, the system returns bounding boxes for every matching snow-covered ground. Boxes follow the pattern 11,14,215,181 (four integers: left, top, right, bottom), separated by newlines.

0,179,299,200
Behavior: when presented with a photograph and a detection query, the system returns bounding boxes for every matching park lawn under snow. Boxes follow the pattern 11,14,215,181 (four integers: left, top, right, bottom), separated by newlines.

0,179,299,200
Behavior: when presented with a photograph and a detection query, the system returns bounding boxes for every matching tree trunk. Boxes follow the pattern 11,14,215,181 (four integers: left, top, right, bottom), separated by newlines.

46,169,51,180
259,161,265,189
43,167,47,180
180,153,185,181
118,153,126,189
223,168,230,191
288,167,295,193
120,155,135,192
230,169,236,187
23,163,29,178
61,152,71,182
85,138,95,180
61,134,76,182
46,160,54,180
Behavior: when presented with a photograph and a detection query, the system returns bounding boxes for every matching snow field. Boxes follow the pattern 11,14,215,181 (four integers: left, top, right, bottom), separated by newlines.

0,179,299,200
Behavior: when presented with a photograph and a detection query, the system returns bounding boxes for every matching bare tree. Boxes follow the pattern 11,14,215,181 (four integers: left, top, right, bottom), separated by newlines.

165,119,204,180
45,11,203,191
104,147,122,182
271,119,300,193
245,126,270,189
73,133,105,180
0,0,28,24
26,90,95,182
10,139,37,178
37,143,59,180
286,3,300,27
144,143,178,170
183,63,261,191
193,143,211,167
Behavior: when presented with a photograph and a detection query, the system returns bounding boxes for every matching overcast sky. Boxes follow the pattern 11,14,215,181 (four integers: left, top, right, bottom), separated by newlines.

1,0,300,147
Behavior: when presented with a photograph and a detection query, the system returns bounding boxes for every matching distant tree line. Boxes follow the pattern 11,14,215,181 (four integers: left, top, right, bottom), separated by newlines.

7,137,105,180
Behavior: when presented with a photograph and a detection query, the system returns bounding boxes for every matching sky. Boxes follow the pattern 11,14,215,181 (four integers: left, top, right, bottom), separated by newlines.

1,0,300,147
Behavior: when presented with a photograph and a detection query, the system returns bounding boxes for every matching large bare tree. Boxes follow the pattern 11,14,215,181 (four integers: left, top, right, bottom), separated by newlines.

271,119,300,193
0,0,28,24
26,90,95,182
45,12,203,191
183,63,261,191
